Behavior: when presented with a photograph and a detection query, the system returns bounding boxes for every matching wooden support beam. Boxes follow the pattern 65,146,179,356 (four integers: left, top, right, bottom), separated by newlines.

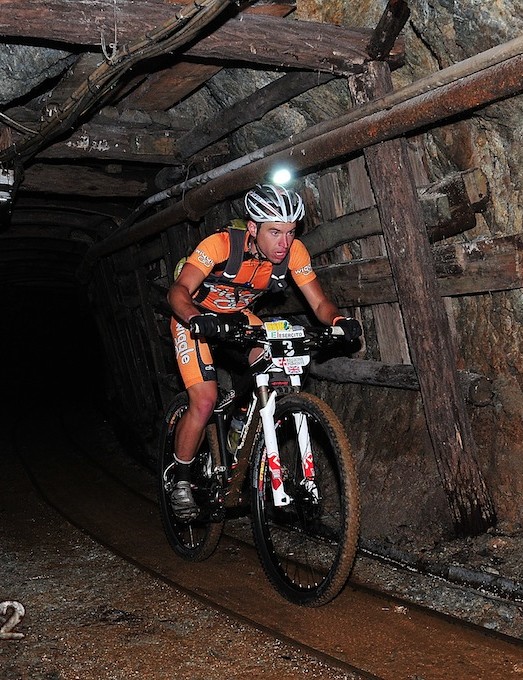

120,61,222,112
186,14,404,74
0,4,404,74
303,233,523,308
0,0,193,44
310,359,494,406
134,264,172,409
176,71,335,159
38,121,181,164
301,168,488,257
81,36,523,263
421,168,489,242
367,0,410,61
358,60,495,536
346,83,409,365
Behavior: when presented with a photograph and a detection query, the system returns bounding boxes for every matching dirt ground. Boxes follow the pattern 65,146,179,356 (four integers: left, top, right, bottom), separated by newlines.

2,403,522,680
0,445,359,680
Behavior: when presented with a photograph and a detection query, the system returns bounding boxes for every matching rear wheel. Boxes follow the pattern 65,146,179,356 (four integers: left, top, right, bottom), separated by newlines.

158,394,224,561
250,392,360,606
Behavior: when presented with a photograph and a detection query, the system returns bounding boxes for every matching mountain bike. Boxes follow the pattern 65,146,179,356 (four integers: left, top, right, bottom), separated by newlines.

158,316,360,607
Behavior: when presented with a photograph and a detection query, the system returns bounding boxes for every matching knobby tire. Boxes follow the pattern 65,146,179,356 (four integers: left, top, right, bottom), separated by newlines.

250,392,360,606
158,393,223,561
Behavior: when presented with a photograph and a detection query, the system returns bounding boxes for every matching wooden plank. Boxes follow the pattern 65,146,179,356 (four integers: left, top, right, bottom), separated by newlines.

421,169,488,241
345,139,408,365
0,0,178,44
367,0,410,61
314,171,366,354
39,121,181,164
176,71,335,159
360,60,495,535
0,4,404,74
96,260,144,421
134,264,172,409
302,169,488,257
120,61,222,112
21,163,150,197
310,359,493,406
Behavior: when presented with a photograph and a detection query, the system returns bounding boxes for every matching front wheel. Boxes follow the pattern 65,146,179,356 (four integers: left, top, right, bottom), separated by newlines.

158,394,224,561
250,392,360,606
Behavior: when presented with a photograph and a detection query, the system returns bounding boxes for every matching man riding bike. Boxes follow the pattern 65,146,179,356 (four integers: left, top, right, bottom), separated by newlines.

167,183,362,521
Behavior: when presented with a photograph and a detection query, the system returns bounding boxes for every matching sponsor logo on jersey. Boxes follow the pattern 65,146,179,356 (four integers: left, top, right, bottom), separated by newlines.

294,263,313,276
196,249,214,268
174,322,195,364
202,282,261,310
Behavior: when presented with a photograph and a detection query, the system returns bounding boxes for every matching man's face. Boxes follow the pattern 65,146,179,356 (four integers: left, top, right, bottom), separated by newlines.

248,221,296,264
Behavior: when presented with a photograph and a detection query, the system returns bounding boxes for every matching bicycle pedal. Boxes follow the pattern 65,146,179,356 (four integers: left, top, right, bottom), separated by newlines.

210,507,226,522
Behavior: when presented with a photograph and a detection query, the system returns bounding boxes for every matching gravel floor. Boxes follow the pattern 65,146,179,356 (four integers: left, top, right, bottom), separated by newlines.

3,400,522,680
0,444,362,680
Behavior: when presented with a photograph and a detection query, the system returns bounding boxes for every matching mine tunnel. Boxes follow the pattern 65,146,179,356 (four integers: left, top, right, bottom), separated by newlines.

1,1,523,676
1,285,104,401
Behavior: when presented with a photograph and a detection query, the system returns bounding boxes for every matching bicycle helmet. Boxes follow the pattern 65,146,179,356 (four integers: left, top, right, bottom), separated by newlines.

244,184,305,223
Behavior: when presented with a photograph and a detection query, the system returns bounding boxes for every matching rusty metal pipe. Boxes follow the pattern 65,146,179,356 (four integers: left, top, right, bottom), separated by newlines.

83,37,523,267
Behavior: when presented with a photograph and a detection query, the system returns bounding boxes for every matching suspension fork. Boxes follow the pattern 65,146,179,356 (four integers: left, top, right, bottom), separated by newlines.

292,410,318,500
257,373,318,506
257,374,291,507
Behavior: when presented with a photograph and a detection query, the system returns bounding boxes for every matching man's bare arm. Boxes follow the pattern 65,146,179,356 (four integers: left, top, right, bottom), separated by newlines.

299,278,342,325
167,263,207,325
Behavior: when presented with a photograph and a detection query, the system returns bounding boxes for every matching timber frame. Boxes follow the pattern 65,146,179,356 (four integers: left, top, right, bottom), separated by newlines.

84,1,523,536
2,1,523,536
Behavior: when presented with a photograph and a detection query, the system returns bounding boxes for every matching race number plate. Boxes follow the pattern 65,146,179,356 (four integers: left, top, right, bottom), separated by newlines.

264,319,305,340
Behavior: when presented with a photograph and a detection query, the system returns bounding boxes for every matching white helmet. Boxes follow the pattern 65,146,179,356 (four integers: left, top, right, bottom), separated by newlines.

244,184,305,223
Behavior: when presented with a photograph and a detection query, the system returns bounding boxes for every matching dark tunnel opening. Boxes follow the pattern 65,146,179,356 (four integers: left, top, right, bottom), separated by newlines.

1,284,107,412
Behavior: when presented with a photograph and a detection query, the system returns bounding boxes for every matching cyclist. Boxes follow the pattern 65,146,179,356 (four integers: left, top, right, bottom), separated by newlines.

167,183,362,520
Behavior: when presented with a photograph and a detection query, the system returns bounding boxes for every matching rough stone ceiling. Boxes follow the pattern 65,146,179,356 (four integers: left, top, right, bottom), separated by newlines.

1,0,522,286
0,1,403,230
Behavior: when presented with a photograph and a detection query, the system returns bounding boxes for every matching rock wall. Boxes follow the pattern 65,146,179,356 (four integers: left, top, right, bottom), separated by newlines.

123,2,523,544
292,1,523,543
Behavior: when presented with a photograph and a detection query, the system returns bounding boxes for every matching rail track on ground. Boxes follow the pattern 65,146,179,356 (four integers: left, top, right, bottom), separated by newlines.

11,399,523,680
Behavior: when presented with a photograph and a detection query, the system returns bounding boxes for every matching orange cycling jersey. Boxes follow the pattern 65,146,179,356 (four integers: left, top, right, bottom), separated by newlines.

186,230,316,313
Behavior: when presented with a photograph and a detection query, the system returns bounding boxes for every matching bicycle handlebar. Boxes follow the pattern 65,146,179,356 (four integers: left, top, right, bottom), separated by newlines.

189,314,345,350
